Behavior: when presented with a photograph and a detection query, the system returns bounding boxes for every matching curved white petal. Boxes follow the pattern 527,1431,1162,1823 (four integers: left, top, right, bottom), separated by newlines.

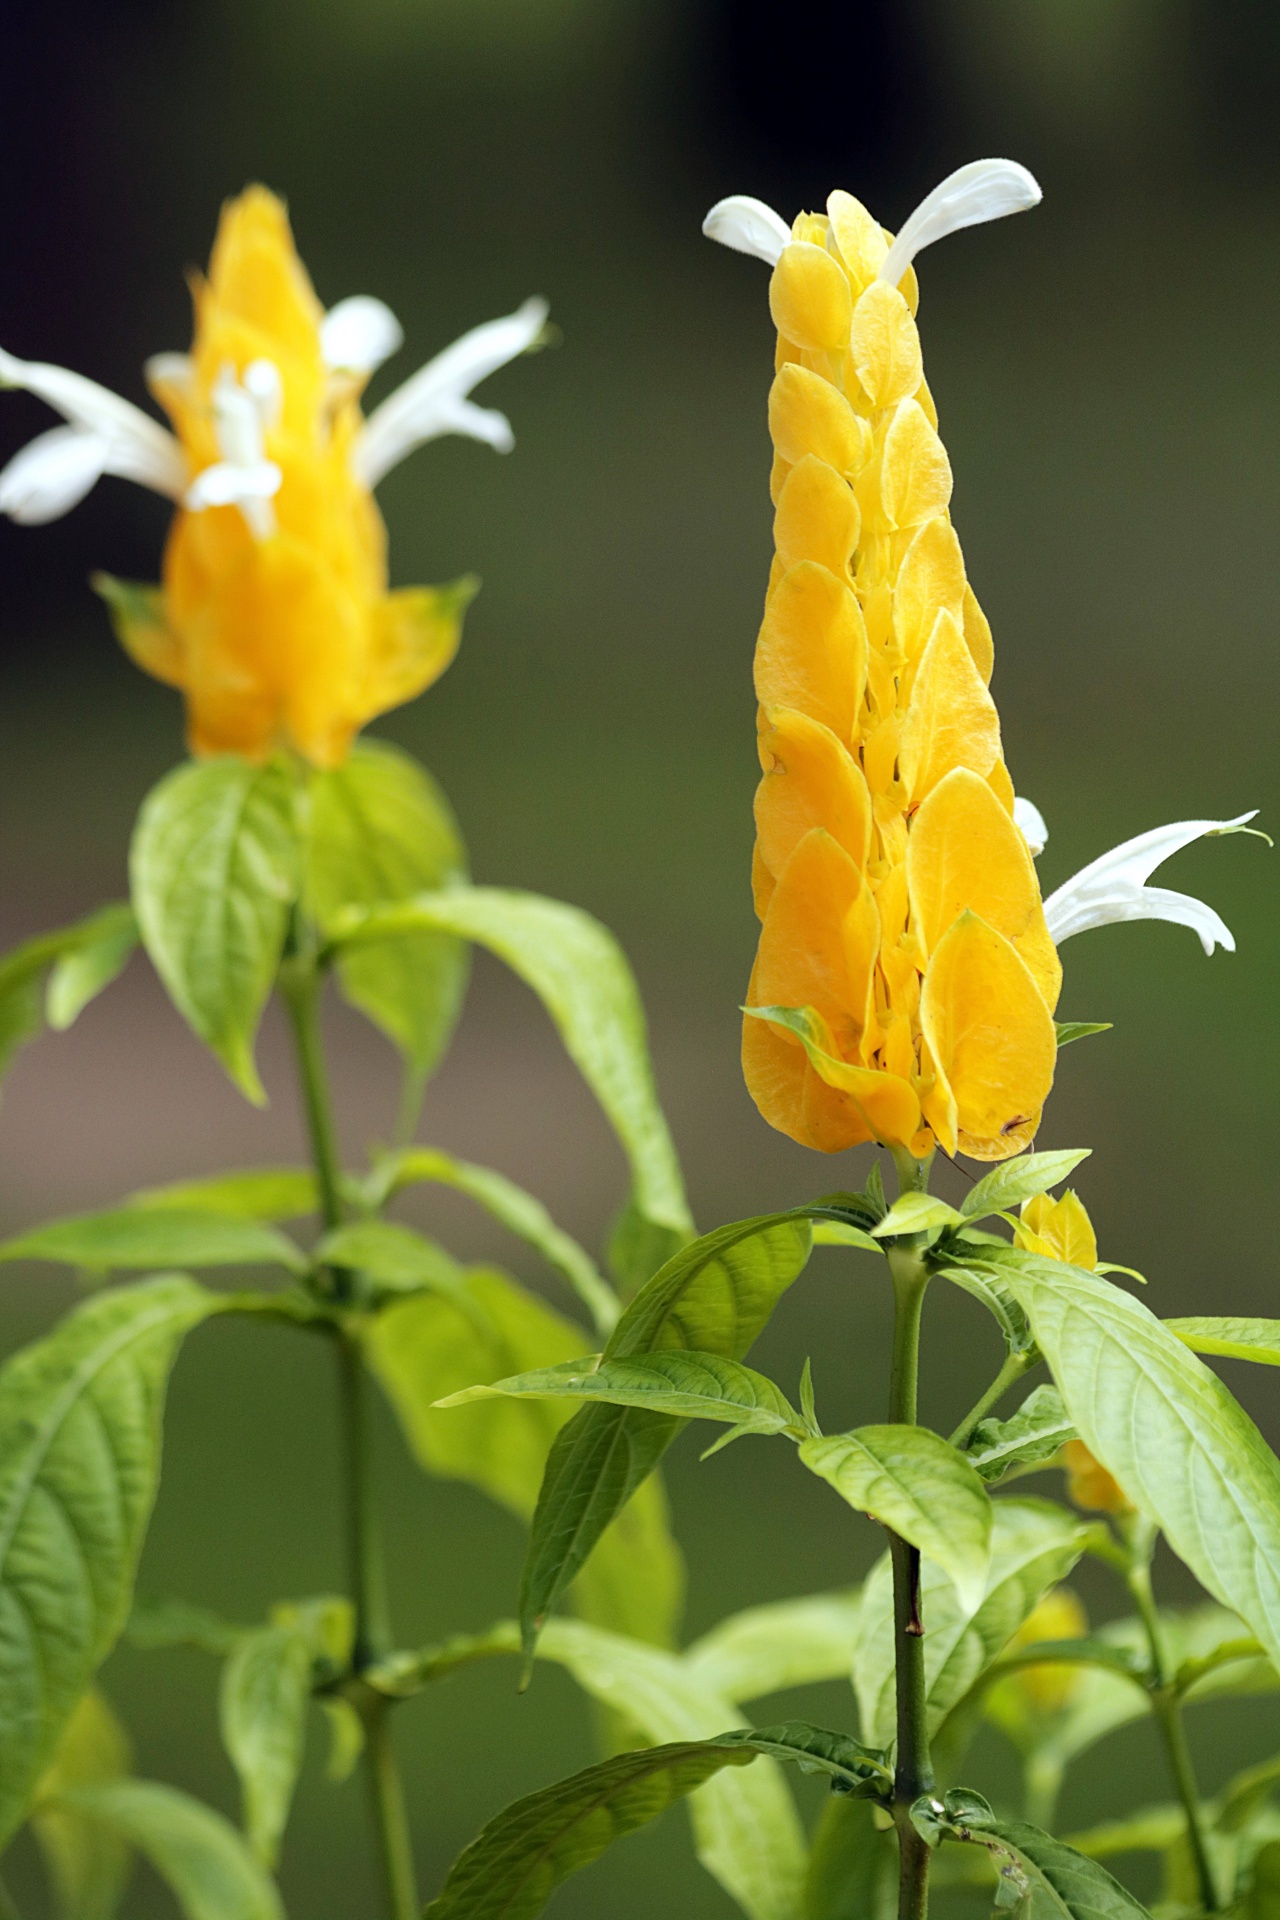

1043,812,1257,955
144,351,195,394
354,296,549,488
0,344,185,501
879,160,1042,288
322,296,404,374
701,195,791,267
0,425,108,524
1013,795,1048,857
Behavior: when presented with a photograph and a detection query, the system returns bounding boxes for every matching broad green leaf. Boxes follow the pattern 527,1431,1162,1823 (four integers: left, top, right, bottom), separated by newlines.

30,1691,133,1920
684,1590,863,1704
363,1268,683,1648
0,966,41,1086
46,906,138,1032
520,1211,817,1656
606,1199,690,1299
379,1145,618,1335
1167,1318,1280,1367
219,1626,312,1867
0,1206,306,1275
800,1425,992,1610
965,1385,1075,1483
55,1780,283,1920
960,1150,1092,1223
1248,1841,1280,1919
129,1169,318,1223
870,1193,962,1238
948,1814,1152,1918
811,1222,881,1252
422,1724,890,1920
326,885,692,1248
805,1794,894,1920
942,1263,1036,1356
0,905,137,1088
0,1278,220,1846
306,739,469,1076
130,758,302,1103
315,1219,467,1301
1055,1022,1113,1047
855,1499,1087,1748
440,1350,803,1449
989,1248,1280,1673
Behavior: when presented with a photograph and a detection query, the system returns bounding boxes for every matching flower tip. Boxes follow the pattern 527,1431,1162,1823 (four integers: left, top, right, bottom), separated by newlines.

702,194,791,267
1013,795,1048,858
321,296,404,375
880,157,1043,286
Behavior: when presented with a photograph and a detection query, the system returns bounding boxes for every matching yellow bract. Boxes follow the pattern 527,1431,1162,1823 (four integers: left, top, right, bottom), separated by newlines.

744,189,1059,1160
104,188,469,768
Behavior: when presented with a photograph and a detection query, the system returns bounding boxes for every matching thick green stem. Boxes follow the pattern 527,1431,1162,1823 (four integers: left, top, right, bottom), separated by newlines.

1129,1559,1219,1913
282,961,419,1920
885,1170,934,1920
948,1350,1030,1450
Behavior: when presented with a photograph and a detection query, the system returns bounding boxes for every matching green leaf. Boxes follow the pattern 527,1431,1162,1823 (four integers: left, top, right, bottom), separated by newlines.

46,906,138,1032
960,1150,1092,1223
0,905,138,1088
422,1725,890,1920
54,1780,283,1920
219,1625,312,1868
1055,1022,1113,1048
988,1248,1280,1673
800,1425,992,1610
30,1691,133,1920
363,1268,683,1648
870,1193,963,1238
811,1222,882,1252
440,1350,803,1448
127,1598,245,1656
519,1211,816,1657
684,1591,863,1704
1215,1749,1280,1834
0,1277,220,1846
0,1205,306,1275
945,1813,1152,1918
326,885,693,1249
306,739,469,1076
1167,1318,1280,1367
379,1145,618,1336
0,965,42,1086
130,758,302,1103
942,1263,1036,1356
855,1499,1088,1748
805,1794,894,1920
965,1385,1075,1483
315,1219,469,1301
606,1200,690,1300
128,1169,319,1223
1058,1808,1184,1861
1247,1840,1280,1919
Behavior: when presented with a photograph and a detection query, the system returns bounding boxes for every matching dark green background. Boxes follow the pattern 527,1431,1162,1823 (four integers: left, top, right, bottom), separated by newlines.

1,0,1278,1911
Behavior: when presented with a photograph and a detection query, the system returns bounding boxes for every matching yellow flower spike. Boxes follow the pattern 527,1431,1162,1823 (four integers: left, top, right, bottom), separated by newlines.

705,161,1058,1160
1,185,547,767
999,1589,1090,1713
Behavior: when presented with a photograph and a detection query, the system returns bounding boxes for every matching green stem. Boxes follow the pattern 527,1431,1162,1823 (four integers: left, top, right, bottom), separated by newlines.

948,1350,1030,1450
282,960,419,1920
1128,1558,1219,1913
885,1152,934,1920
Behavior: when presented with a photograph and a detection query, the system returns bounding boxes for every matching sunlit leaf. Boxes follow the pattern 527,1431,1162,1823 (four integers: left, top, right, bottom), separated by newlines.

315,1219,468,1301
0,904,137,1090
960,1150,1091,1223
684,1590,863,1704
46,906,138,1032
219,1626,313,1867
30,1691,133,1920
54,1780,283,1920
0,1206,306,1275
1054,1023,1113,1048
1167,1319,1280,1367
128,1169,318,1223
964,1385,1075,1483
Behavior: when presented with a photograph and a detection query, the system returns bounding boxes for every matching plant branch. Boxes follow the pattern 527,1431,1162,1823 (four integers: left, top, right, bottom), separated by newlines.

948,1350,1030,1450
1128,1555,1220,1913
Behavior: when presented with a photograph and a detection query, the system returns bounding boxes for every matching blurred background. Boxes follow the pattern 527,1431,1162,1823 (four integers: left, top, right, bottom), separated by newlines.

2,0,1279,1911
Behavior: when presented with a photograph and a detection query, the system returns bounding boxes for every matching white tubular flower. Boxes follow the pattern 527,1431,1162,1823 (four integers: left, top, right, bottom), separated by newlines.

354,296,549,487
184,361,283,540
0,344,186,521
878,159,1042,287
1043,813,1260,955
701,195,792,267
1014,795,1049,858
321,296,404,375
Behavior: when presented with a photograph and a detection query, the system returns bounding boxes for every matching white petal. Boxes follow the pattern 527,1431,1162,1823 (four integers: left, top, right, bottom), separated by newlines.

145,352,195,393
185,458,282,511
1043,813,1257,954
0,344,185,499
322,296,404,373
701,195,791,267
1013,795,1048,857
0,425,108,524
243,358,283,428
879,159,1042,288
354,296,548,488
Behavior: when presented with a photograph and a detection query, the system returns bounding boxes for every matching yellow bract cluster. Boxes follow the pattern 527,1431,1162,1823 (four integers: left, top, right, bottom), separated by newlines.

744,193,1061,1161
111,188,465,769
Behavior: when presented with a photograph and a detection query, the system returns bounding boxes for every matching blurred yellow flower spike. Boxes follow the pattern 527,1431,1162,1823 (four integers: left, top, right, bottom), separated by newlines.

1002,1587,1089,1713
710,162,1059,1162
1062,1438,1134,1518
0,186,547,767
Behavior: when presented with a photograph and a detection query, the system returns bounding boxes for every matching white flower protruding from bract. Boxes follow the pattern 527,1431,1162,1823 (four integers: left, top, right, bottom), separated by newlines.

878,160,1042,288
1043,812,1259,956
701,195,792,267
0,344,185,522
321,296,404,375
185,360,284,539
354,296,550,487
1014,795,1049,858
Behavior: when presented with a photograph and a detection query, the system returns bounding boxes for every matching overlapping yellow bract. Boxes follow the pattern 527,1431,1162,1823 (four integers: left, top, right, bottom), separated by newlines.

745,191,1060,1161
107,188,466,768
